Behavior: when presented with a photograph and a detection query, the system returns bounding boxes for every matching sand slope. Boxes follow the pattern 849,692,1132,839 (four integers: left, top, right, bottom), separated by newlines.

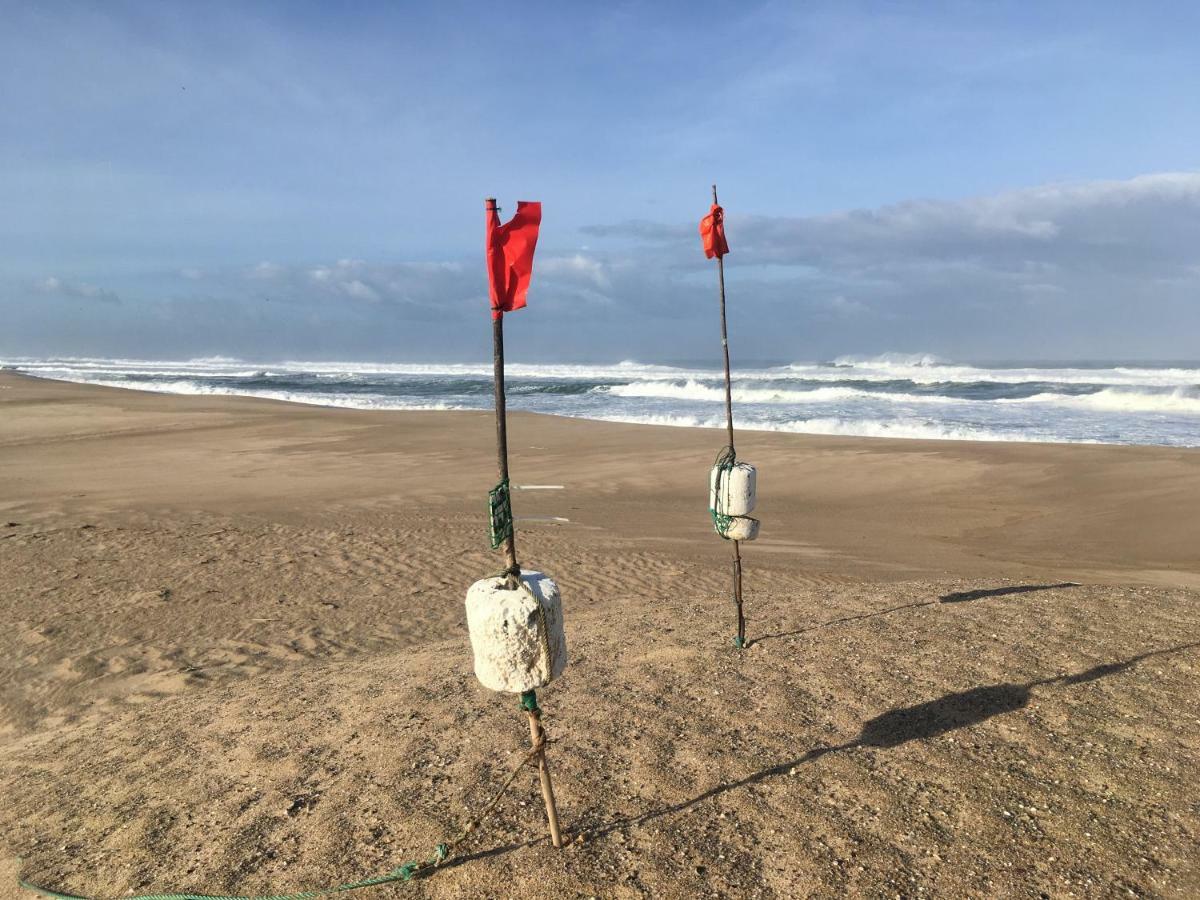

2,374,1199,898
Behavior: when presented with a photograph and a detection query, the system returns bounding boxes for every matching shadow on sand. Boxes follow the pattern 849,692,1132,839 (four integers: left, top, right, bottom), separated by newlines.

554,640,1199,845
939,582,1080,604
754,582,1081,646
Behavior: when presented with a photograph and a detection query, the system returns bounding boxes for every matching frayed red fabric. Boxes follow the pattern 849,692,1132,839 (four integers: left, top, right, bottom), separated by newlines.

487,201,542,319
699,203,729,259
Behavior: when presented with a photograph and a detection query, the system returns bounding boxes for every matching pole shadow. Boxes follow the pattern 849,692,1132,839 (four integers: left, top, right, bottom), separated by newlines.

753,600,939,644
753,582,1082,646
857,640,1195,748
573,640,1198,839
939,582,1080,604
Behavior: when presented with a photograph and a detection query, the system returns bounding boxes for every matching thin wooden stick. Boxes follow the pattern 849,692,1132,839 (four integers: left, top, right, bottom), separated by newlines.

733,540,745,647
525,702,564,848
713,184,735,455
712,184,746,648
487,197,520,590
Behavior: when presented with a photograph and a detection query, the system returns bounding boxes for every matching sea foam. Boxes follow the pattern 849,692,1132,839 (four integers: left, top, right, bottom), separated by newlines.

4,354,1198,447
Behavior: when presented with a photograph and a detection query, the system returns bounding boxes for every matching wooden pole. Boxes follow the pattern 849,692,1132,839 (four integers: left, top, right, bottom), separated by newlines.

487,198,563,848
713,184,735,455
712,184,746,649
487,198,520,591
733,540,745,646
525,697,564,848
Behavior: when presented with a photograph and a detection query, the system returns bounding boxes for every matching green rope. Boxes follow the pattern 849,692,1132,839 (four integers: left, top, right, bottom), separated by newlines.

487,479,513,550
19,840,452,899
19,717,555,900
709,446,737,540
21,841,447,899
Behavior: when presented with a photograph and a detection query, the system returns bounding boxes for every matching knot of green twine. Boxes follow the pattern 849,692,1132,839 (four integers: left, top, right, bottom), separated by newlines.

519,690,539,714
710,446,737,540
392,841,451,883
710,507,734,540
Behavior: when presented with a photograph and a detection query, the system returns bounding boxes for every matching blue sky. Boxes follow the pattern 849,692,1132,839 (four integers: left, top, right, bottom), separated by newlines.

3,1,1199,362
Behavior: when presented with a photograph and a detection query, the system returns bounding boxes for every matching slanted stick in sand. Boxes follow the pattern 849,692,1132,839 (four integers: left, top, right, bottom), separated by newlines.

465,197,565,848
702,185,760,649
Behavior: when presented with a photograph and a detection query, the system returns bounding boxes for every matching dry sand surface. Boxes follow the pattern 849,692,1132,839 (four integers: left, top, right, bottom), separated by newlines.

1,371,1198,899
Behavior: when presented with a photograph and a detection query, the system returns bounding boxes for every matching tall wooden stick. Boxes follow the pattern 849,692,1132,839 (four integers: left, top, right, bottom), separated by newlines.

712,184,746,649
486,198,564,848
714,184,736,456
487,198,520,590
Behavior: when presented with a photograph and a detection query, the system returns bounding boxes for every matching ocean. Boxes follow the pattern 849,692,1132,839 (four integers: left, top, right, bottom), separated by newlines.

5,354,1200,448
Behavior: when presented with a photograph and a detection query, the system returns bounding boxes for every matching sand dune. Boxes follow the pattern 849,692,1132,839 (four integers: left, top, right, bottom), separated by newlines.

2,373,1198,898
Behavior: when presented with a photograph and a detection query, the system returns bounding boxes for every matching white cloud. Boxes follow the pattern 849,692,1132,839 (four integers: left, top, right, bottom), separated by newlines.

250,261,282,279
35,276,120,304
191,258,483,318
826,295,869,317
340,279,378,302
736,172,1200,272
538,253,611,289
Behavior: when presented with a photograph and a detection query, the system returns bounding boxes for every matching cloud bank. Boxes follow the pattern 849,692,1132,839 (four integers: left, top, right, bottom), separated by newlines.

3,173,1198,362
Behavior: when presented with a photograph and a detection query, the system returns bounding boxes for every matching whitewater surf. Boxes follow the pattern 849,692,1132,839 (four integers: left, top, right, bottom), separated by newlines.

5,353,1199,448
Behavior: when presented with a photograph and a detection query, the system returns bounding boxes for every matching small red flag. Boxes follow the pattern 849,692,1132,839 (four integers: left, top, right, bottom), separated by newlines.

487,200,542,319
699,203,729,259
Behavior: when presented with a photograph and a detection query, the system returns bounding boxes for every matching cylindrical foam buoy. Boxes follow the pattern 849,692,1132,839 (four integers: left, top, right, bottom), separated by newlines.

465,570,567,693
724,515,760,541
710,462,757,517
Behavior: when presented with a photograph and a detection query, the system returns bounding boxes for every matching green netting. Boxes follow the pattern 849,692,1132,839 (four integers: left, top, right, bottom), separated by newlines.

487,479,513,550
709,446,736,540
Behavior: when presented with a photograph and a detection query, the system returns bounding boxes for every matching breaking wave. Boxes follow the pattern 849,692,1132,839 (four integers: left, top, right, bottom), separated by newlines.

4,353,1198,447
600,379,971,406
1000,387,1200,415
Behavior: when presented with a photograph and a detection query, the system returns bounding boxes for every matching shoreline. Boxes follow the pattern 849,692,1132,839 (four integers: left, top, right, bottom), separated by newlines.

8,368,1200,451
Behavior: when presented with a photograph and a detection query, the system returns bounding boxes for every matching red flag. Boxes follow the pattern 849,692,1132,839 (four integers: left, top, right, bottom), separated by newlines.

699,203,729,259
487,200,542,319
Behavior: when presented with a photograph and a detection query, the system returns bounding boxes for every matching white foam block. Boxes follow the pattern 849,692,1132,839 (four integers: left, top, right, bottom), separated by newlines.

465,570,567,693
724,515,760,541
710,462,757,517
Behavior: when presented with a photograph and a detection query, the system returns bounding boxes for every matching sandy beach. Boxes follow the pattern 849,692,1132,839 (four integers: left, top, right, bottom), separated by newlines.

2,370,1198,898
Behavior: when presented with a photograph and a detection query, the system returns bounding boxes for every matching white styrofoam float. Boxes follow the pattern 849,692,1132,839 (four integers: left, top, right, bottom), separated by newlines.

465,570,567,693
709,462,756,517
709,461,760,541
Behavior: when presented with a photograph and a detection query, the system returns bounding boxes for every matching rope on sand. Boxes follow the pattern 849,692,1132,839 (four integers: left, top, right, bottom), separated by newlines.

18,734,551,900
